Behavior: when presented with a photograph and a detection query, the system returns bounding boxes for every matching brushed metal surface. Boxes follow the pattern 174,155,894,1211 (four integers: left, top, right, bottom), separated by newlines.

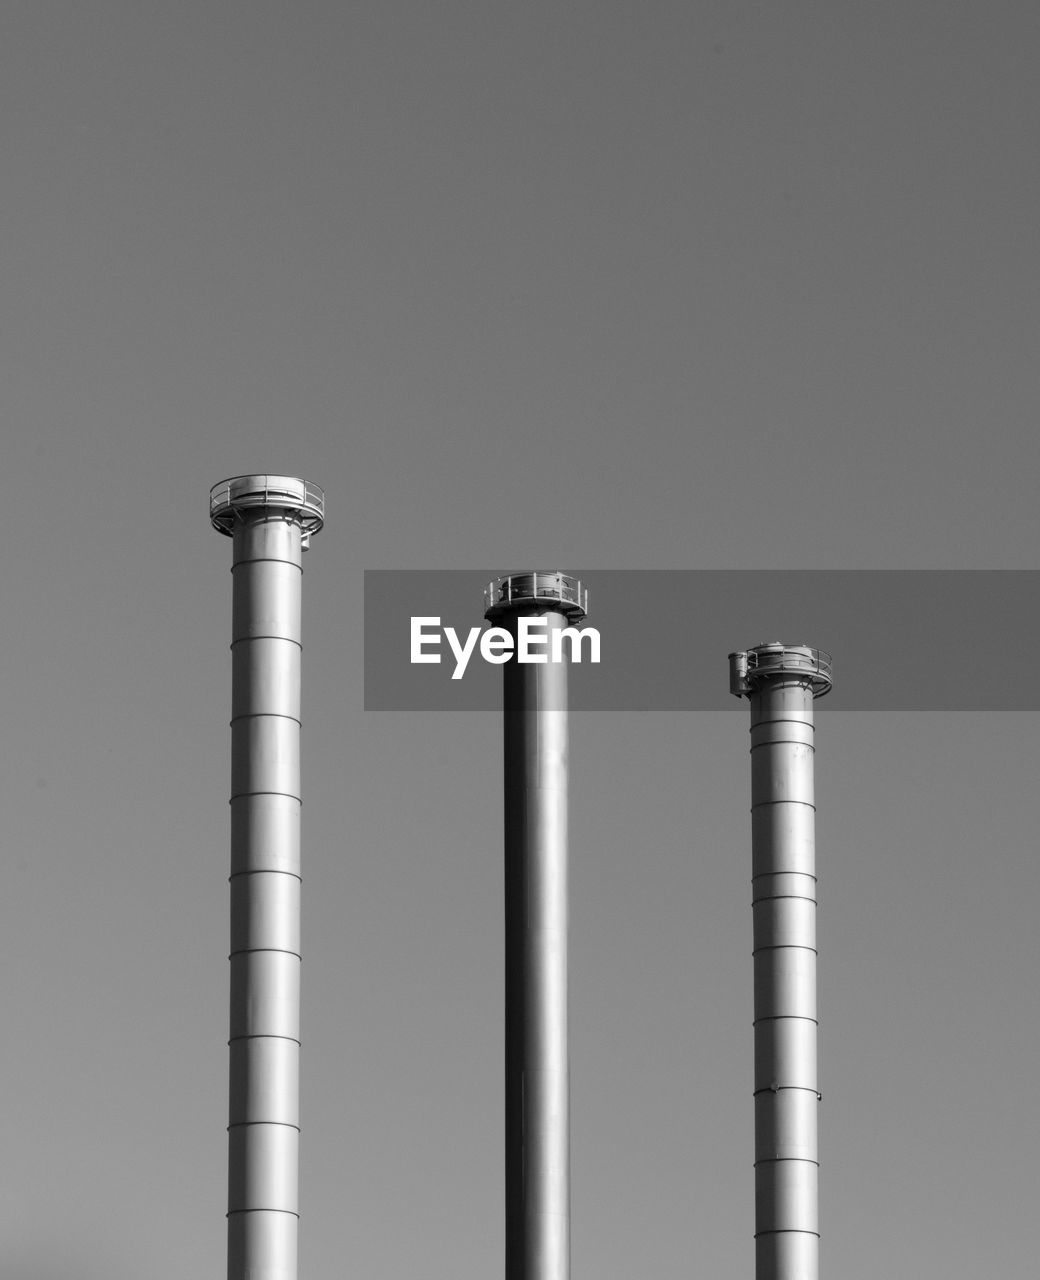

230,872,302,955
229,1037,300,1127
227,1211,299,1280
755,1158,819,1233
215,479,322,1280
754,1089,819,1161
230,795,300,877
228,1125,300,1213
756,1231,819,1280
232,639,302,720
735,644,829,1280
754,1018,818,1095
752,896,817,951
499,607,572,1280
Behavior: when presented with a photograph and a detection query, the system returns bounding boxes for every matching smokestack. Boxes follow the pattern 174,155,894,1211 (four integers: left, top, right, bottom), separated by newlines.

210,475,325,1280
484,572,588,1280
729,643,832,1280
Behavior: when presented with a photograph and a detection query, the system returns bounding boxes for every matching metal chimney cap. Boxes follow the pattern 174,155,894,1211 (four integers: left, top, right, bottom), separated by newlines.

729,642,832,698
209,474,325,546
484,571,588,622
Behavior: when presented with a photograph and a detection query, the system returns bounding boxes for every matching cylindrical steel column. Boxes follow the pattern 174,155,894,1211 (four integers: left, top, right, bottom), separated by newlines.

730,643,832,1280
211,475,325,1280
485,572,588,1280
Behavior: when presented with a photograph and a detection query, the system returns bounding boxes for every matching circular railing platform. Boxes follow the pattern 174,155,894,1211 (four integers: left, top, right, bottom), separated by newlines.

729,643,832,697
484,571,588,621
210,475,325,545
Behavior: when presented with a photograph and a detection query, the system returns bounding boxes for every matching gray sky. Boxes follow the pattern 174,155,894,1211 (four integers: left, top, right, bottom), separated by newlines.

2,3,1038,1276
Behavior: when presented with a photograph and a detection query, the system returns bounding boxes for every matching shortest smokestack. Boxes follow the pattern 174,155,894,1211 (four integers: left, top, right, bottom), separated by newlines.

730,643,831,1280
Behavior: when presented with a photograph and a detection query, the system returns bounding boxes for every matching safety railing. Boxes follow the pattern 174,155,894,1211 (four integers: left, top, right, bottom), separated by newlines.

484,571,588,620
730,644,832,697
209,475,326,543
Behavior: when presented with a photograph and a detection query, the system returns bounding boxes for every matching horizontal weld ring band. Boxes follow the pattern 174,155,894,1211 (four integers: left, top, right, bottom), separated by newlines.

754,1230,821,1240
231,556,304,567
229,791,301,803
753,1086,820,1097
227,1121,301,1133
228,948,302,960
754,1158,820,1168
753,945,819,955
229,714,303,728
228,1034,301,1046
231,636,303,650
229,871,302,882
227,1208,301,1220
754,1015,819,1026
749,800,817,811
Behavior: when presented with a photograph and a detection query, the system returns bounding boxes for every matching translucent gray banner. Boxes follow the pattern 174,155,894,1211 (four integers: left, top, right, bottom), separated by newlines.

364,570,1038,710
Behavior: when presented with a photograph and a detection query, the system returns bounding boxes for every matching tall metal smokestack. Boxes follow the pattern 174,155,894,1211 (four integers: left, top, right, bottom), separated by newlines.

729,643,832,1280
210,475,325,1280
484,572,588,1280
